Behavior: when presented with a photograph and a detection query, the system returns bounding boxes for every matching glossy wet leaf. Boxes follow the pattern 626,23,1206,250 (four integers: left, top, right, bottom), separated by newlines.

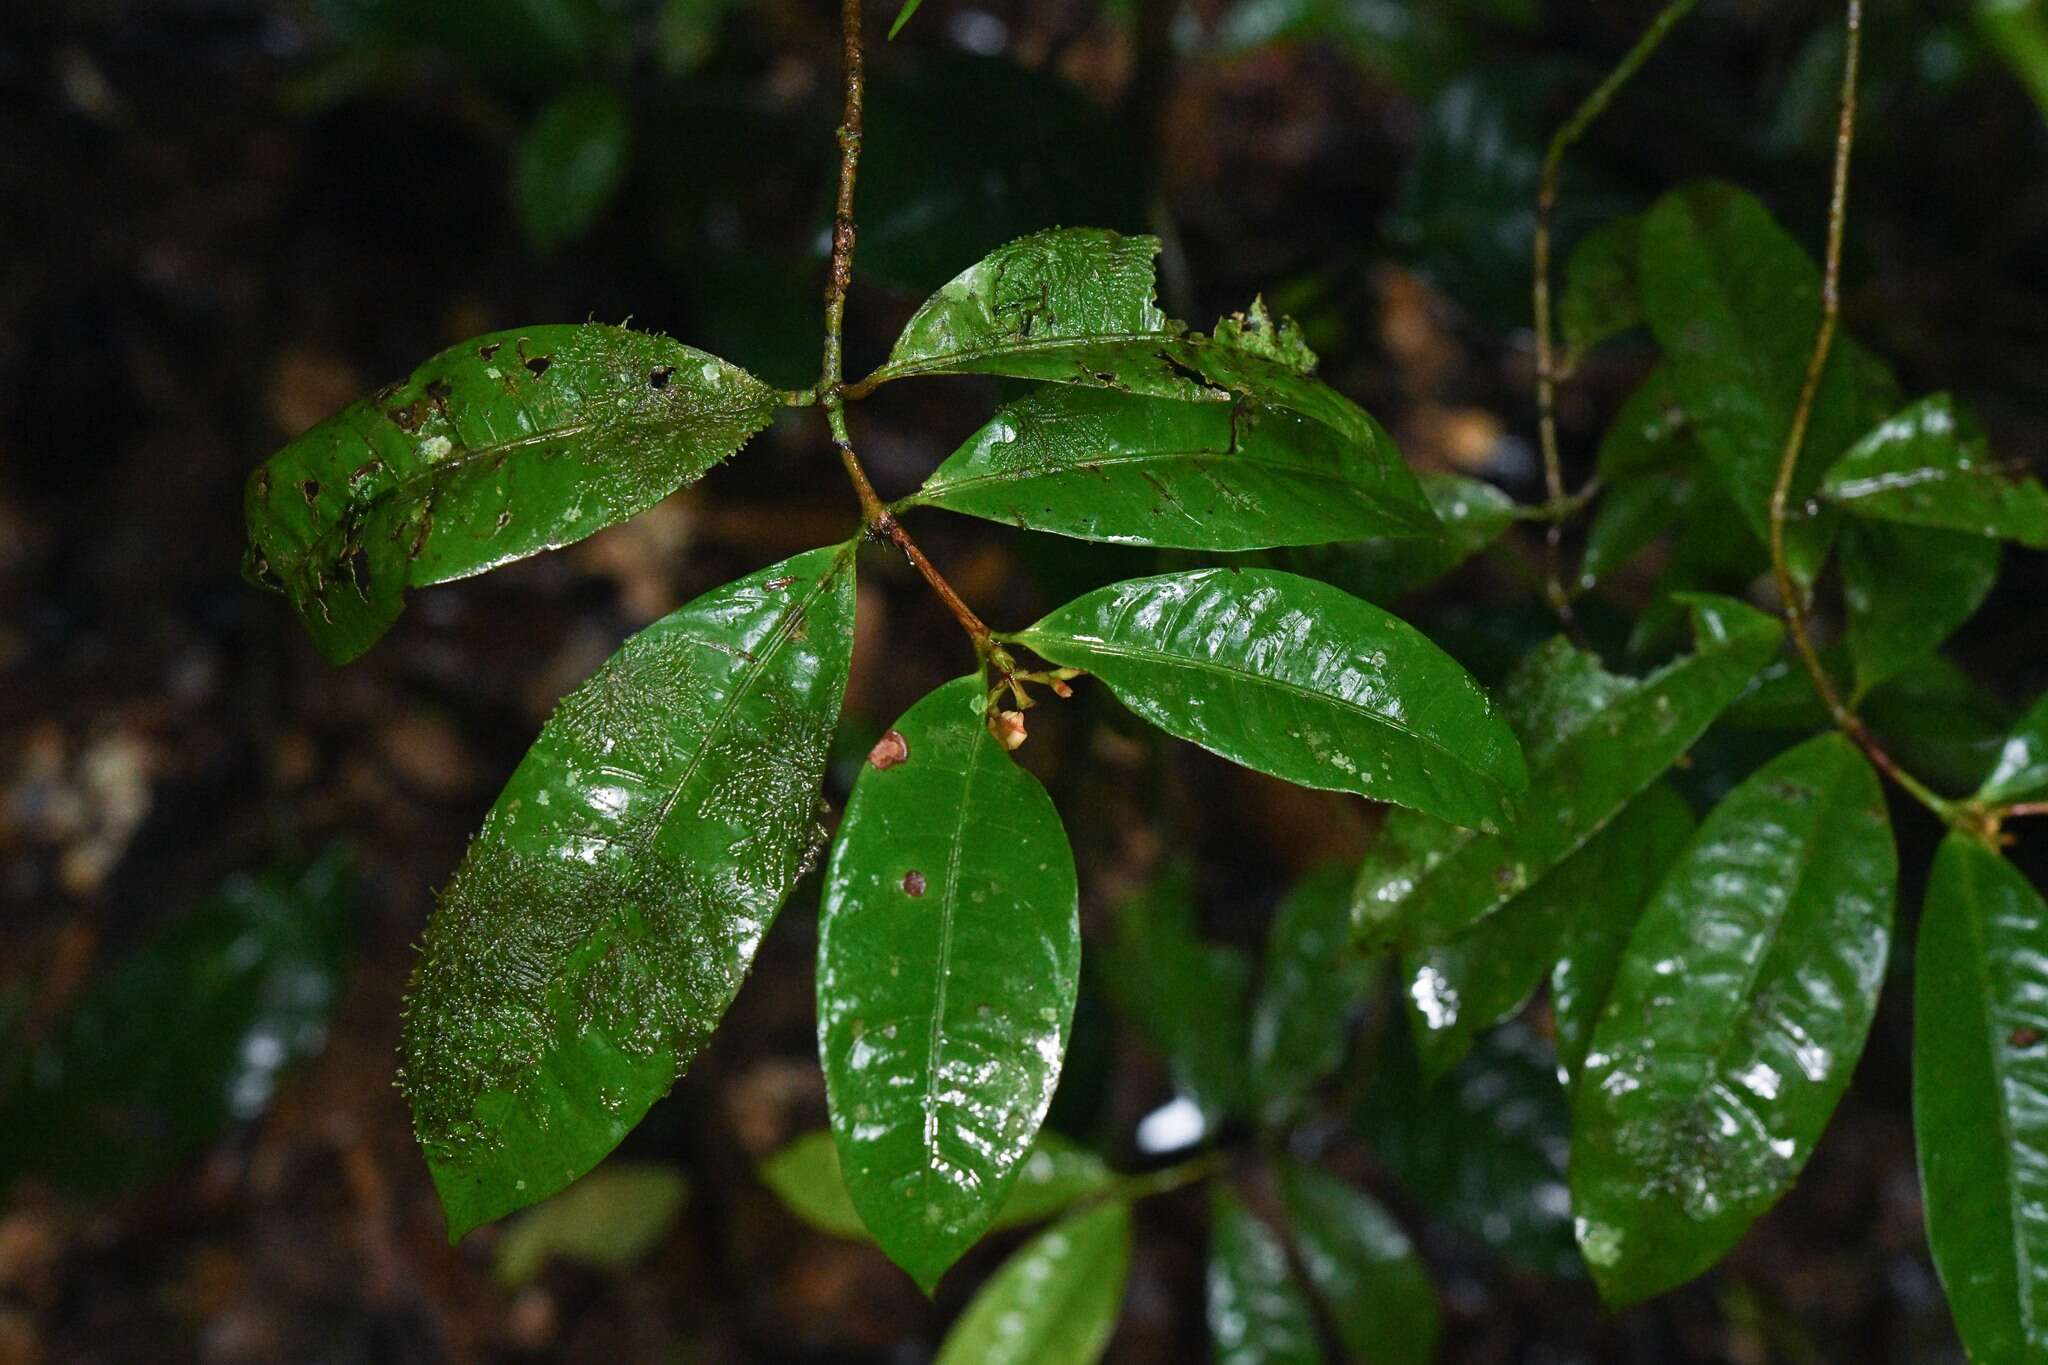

1578,472,1693,590
1405,782,1695,1085
513,87,632,252
1980,691,2048,805
905,385,1437,550
1570,734,1895,1306
1017,569,1527,831
1840,519,1999,694
1594,364,1697,481
1640,181,1899,585
933,1200,1132,1365
1272,472,1517,603
1821,393,2048,548
0,846,353,1195
1358,1019,1579,1277
1099,864,1251,1126
1561,213,1645,361
1914,834,2048,1365
1249,863,1377,1123
1208,1184,1325,1365
493,1162,687,1286
1353,598,1781,953
400,545,856,1239
759,1129,1114,1241
818,675,1081,1293
245,324,780,663
1280,1162,1440,1364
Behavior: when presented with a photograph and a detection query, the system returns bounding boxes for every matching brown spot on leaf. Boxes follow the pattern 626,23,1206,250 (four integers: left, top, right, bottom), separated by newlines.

254,469,271,501
350,459,384,487
902,870,927,898
2012,1027,2044,1049
300,478,321,506
478,342,502,360
494,508,513,534
425,377,453,416
409,511,433,559
648,365,674,389
868,730,909,770
525,355,552,378
764,576,798,590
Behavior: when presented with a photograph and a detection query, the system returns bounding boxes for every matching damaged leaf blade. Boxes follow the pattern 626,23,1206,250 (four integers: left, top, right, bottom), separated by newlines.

906,384,1436,549
818,675,1081,1293
400,544,858,1240
245,324,781,663
1016,569,1528,831
1570,734,1895,1307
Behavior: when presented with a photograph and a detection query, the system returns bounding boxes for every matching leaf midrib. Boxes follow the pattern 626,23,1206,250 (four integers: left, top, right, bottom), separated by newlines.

871,329,1188,385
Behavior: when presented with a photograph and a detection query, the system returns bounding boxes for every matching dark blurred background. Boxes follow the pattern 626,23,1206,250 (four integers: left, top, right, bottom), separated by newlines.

2,0,2046,1360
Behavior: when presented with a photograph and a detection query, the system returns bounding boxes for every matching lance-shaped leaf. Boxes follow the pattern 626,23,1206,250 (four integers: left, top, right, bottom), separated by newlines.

1570,734,1895,1306
1578,472,1695,590
1595,364,1697,481
1821,392,2048,547
1358,1020,1581,1278
400,545,857,1239
1272,471,1518,604
1404,782,1696,1086
1840,519,1999,695
863,231,1389,456
1640,181,1899,585
1208,1184,1325,1365
1249,863,1377,1123
759,1130,1114,1241
1353,599,1781,953
1015,569,1527,831
903,385,1436,549
1914,834,2048,1365
934,1200,1133,1365
1280,1163,1440,1365
244,324,780,663
818,675,1081,1293
1980,692,2048,805
0,846,354,1195
1561,213,1645,362
1099,863,1251,1127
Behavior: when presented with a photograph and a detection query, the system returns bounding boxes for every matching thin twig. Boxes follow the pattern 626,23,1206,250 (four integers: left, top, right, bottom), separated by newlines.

1532,0,1697,635
817,0,994,653
1764,1,1951,823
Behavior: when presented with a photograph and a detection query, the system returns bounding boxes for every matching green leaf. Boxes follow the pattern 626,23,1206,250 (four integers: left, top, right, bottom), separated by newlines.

1271,471,1517,603
1840,519,1999,695
1980,692,2048,805
1016,569,1527,831
1594,364,1696,481
1550,787,1698,1091
760,1130,1115,1242
1357,1019,1581,1278
1980,0,2048,120
1639,181,1899,585
1577,472,1693,590
400,545,857,1239
1821,393,2048,547
905,385,1437,550
493,1162,688,1286
1249,863,1377,1123
1914,833,2048,1365
244,324,780,663
1100,864,1252,1125
1208,1184,1325,1365
818,675,1081,1293
1353,599,1782,953
317,0,617,84
1404,782,1696,1086
513,87,633,252
865,231,1391,459
933,1200,1133,1365
0,847,354,1195
1570,734,1895,1306
887,0,924,39
1561,213,1645,361
1280,1162,1440,1365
